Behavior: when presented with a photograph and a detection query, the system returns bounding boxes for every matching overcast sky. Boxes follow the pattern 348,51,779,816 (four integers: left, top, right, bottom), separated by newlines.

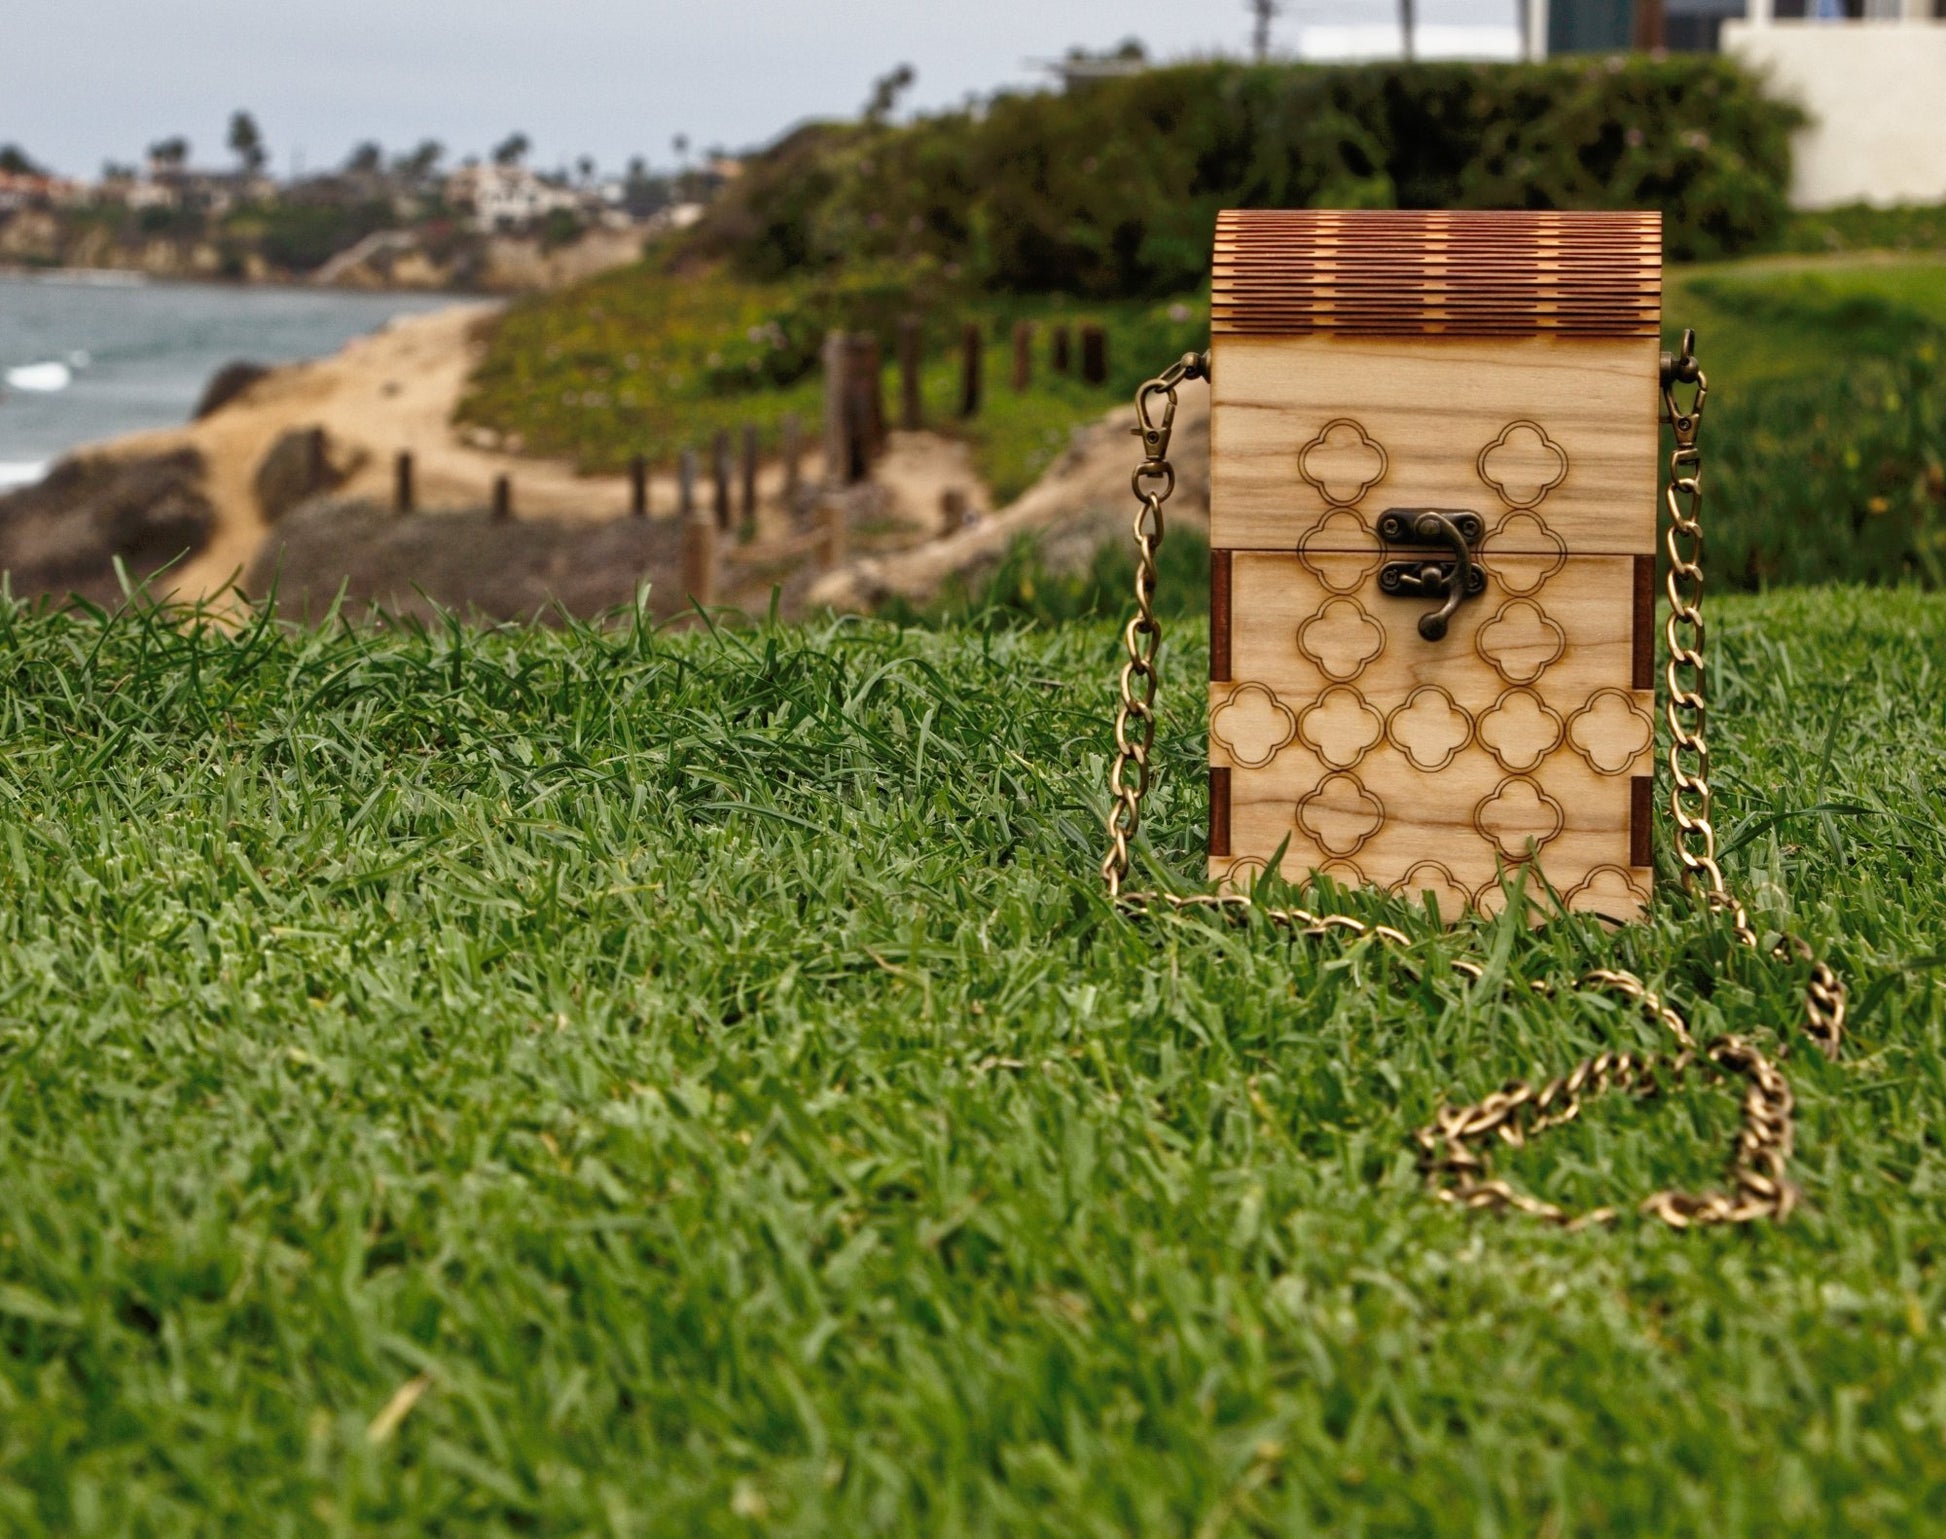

7,0,1517,179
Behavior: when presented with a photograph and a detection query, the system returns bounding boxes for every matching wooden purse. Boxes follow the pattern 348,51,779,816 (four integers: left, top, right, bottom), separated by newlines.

1202,209,1663,920
1099,211,1850,1226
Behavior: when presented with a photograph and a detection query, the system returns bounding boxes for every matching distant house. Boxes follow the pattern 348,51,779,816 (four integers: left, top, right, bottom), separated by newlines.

1536,0,1946,208
0,171,72,213
444,164,583,234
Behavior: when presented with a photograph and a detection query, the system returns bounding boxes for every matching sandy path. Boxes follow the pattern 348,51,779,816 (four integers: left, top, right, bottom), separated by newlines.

146,303,659,600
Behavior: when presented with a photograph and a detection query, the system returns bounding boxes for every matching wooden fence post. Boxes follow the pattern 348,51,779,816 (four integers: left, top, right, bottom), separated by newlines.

899,318,922,430
822,330,850,489
679,447,697,518
394,450,415,513
1081,324,1108,386
740,423,759,533
958,322,982,419
1011,320,1033,392
630,454,648,517
846,334,884,475
817,497,847,571
682,510,717,606
491,474,512,521
1051,324,1072,375
712,430,732,530
781,414,802,503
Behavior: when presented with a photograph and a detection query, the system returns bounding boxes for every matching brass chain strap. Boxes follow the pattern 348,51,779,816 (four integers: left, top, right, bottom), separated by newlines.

1101,336,1848,1229
1104,352,1208,899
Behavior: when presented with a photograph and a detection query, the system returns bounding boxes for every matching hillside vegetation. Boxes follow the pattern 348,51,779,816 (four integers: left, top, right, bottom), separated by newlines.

693,56,1802,291
459,55,1942,589
2,587,1943,1533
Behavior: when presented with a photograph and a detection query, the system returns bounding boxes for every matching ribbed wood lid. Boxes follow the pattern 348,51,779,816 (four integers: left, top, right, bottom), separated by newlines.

1212,209,1660,339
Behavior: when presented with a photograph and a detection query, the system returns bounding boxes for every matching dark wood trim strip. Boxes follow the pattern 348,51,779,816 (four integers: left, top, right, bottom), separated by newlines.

1209,766,1232,858
1630,775,1653,869
1210,548,1233,682
1633,553,1656,691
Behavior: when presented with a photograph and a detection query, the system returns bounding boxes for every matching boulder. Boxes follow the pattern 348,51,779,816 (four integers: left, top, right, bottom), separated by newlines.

253,425,345,523
192,360,270,420
0,448,215,604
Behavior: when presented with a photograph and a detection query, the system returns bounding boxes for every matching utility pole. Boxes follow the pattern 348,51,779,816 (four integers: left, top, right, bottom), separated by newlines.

1248,0,1283,61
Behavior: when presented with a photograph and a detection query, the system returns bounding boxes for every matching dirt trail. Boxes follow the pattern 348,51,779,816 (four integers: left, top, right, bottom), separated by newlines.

140,303,659,600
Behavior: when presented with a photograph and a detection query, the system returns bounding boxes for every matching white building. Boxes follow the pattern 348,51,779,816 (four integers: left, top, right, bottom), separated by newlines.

445,164,584,233
1529,0,1946,209
1722,1,1946,208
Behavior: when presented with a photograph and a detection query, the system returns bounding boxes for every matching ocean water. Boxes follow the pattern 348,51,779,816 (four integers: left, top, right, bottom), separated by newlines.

0,273,454,488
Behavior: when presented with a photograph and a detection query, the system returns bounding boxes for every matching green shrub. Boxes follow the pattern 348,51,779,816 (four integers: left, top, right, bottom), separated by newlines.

458,266,1205,496
692,56,1802,296
233,197,397,273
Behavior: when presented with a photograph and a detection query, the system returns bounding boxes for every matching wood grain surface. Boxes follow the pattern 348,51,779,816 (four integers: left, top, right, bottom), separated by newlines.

1208,551,1654,920
1209,334,1661,556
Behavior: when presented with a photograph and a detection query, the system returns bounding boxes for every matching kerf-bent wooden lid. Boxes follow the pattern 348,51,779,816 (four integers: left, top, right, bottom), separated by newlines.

1212,209,1661,340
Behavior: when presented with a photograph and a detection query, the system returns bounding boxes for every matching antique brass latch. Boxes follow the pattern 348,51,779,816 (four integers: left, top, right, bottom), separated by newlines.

1376,509,1487,642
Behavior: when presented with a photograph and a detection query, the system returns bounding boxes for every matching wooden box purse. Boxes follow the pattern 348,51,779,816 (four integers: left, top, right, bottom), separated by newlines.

1101,210,1850,1227
1202,209,1663,921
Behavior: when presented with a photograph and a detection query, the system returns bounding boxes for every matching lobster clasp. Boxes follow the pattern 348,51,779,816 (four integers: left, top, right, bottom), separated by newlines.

1131,352,1207,461
1133,380,1177,460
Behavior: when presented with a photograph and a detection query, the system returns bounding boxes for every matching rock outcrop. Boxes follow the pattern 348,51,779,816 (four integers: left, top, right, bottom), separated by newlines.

0,449,215,605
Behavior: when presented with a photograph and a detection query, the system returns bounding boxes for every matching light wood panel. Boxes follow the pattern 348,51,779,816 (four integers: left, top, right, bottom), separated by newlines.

1208,333,1660,556
1209,551,1653,921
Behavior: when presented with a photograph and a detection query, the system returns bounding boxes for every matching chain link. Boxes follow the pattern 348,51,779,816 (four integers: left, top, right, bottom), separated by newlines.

1101,333,1849,1229
1103,352,1206,898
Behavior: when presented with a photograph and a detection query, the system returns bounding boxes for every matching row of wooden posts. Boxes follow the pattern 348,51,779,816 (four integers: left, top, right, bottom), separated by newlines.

938,318,1111,422
384,318,1111,602
390,421,805,527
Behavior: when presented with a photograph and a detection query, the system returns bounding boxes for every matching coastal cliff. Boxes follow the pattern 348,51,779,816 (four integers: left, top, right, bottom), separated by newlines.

0,208,646,293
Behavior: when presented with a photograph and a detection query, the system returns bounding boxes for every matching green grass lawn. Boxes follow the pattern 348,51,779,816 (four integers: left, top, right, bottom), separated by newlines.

3,586,1944,1535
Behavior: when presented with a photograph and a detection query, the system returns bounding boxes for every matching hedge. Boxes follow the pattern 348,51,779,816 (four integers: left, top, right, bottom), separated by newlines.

692,57,1803,297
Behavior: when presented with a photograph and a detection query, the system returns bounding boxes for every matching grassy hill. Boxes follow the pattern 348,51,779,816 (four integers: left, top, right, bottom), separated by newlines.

2,586,1943,1534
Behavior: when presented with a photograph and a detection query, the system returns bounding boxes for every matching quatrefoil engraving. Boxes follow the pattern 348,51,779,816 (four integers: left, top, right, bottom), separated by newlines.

1385,686,1473,772
1477,420,1569,509
1484,510,1568,596
1476,687,1565,773
1297,772,1385,858
1298,686,1384,770
1218,856,1270,895
1399,860,1473,923
1211,682,1297,769
1316,860,1371,894
1299,418,1388,508
1475,600,1566,686
1566,864,1651,919
1566,688,1654,776
1298,597,1385,682
1473,776,1565,860
1297,509,1378,593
